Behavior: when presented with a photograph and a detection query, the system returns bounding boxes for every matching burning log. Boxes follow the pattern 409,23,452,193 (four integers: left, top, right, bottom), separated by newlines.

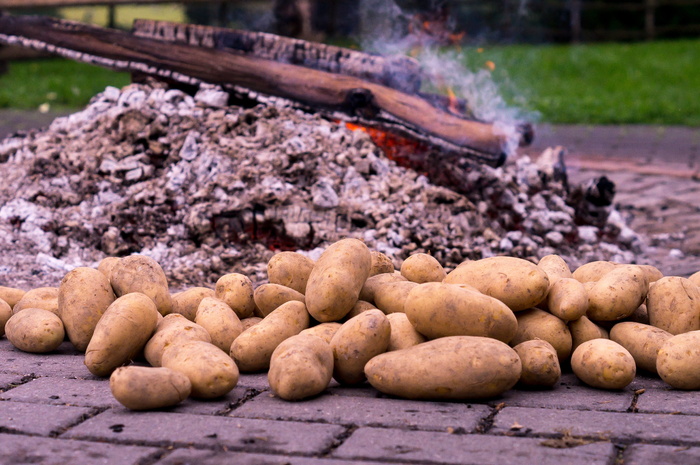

0,14,523,166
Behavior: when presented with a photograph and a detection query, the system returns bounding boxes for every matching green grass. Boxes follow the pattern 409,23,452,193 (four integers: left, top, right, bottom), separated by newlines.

465,39,700,125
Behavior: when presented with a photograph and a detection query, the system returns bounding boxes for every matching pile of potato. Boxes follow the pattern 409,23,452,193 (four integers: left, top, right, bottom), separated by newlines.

1,237,700,410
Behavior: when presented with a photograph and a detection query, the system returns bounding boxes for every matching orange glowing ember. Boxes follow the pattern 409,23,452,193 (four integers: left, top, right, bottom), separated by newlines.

343,122,430,170
446,87,460,116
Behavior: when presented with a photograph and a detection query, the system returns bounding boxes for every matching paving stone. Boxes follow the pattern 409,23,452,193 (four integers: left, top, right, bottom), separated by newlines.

635,389,700,415
0,373,28,390
157,448,394,465
494,384,633,412
624,443,700,465
0,340,96,379
332,427,615,465
327,383,382,398
0,377,118,408
0,400,92,436
628,374,670,391
237,373,271,391
152,386,254,416
0,433,159,465
62,409,345,454
231,392,490,431
493,406,700,443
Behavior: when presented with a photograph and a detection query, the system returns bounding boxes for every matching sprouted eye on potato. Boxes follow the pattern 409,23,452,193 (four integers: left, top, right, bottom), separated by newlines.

3,245,700,411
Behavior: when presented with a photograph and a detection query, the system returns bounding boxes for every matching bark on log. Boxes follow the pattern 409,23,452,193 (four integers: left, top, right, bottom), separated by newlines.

0,14,508,165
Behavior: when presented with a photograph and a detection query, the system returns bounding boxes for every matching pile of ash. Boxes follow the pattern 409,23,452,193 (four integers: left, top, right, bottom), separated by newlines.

0,82,643,289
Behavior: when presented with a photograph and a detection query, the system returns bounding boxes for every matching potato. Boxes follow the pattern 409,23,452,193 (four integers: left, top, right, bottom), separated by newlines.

369,251,395,276
5,308,65,353
373,281,419,314
638,265,663,284
343,300,377,321
546,278,588,322
144,314,212,367
195,297,243,352
13,287,59,315
513,340,561,388
587,265,648,321
162,340,239,398
215,273,255,319
230,300,309,372
85,293,160,377
267,251,315,294
572,261,617,283
537,254,572,286
656,331,700,389
386,312,426,351
305,238,372,322
627,303,650,325
571,339,636,389
569,316,608,352
268,334,334,401
58,267,116,352
253,283,305,317
405,282,517,343
0,299,12,337
110,366,191,410
171,287,215,320
400,253,446,283
359,272,407,303
110,255,172,316
0,286,25,309
330,309,390,384
690,270,700,288
365,336,522,400
299,322,342,344
510,308,572,362
610,322,672,375
444,256,549,311
97,256,120,281
647,276,700,335
241,317,263,331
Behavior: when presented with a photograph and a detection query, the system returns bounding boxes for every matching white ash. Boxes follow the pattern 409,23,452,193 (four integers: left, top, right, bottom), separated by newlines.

0,82,644,289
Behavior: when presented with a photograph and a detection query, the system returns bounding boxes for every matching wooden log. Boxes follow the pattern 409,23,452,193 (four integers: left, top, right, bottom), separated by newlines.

132,19,423,95
0,15,508,165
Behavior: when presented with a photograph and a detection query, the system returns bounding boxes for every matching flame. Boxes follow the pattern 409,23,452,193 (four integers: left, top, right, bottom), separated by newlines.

446,87,460,116
342,122,430,170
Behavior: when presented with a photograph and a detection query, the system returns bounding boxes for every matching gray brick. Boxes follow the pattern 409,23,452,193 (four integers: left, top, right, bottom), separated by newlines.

0,401,92,436
624,444,700,465
62,409,345,454
628,374,670,391
231,393,489,431
0,340,97,379
0,433,158,465
157,386,253,415
237,373,270,390
327,383,382,398
493,406,700,443
635,389,700,415
495,385,633,412
158,448,394,465
0,377,118,408
332,427,615,465
0,373,28,390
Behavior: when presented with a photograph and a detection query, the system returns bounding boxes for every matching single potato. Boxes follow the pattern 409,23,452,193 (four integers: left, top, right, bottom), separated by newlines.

546,278,588,322
110,255,172,316
162,340,239,398
571,339,636,389
510,308,572,362
359,272,407,303
647,276,700,335
537,254,572,286
5,308,65,353
369,250,395,276
171,287,215,320
365,336,522,400
444,256,549,311
656,331,700,389
253,283,305,317
400,253,446,283
268,334,334,401
299,322,342,344
241,317,263,331
610,322,672,375
343,300,377,321
569,316,609,352
572,261,618,283
267,251,315,294
195,297,243,352
587,265,648,321
13,287,59,315
373,281,419,314
331,309,391,384
689,270,700,287
144,314,212,367
97,256,120,281
386,312,426,351
0,299,12,337
110,366,191,410
215,273,256,319
513,339,561,388
0,286,25,309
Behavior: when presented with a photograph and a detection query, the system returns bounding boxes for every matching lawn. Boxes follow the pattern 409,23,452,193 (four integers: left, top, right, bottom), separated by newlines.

1,37,698,125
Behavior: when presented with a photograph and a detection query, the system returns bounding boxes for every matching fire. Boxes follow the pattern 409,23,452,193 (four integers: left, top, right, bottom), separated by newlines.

342,122,431,170
446,87,460,116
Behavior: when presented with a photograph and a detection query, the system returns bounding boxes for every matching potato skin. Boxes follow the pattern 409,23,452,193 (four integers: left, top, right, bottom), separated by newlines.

85,293,160,377
572,261,618,283
546,278,588,322
268,334,334,401
610,322,671,375
162,340,239,398
405,283,517,343
369,251,395,277
5,308,65,353
444,256,549,311
230,300,309,372
110,255,172,316
144,314,212,367
657,331,700,389
267,251,315,294
571,339,636,389
365,336,522,400
171,287,215,320
97,257,120,281
0,299,12,337
305,238,372,322
400,253,446,283
331,309,390,384
253,284,305,318
373,281,419,314
241,317,262,331
587,265,648,321
647,277,700,335
110,366,191,410
343,300,377,321
0,286,25,309
386,312,426,351
513,340,561,388
689,271,700,288
195,297,243,352
299,322,342,344
537,254,572,285
569,316,608,352
13,287,59,315
215,273,256,319
638,265,663,284
359,272,407,303
510,308,572,362
58,267,116,352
